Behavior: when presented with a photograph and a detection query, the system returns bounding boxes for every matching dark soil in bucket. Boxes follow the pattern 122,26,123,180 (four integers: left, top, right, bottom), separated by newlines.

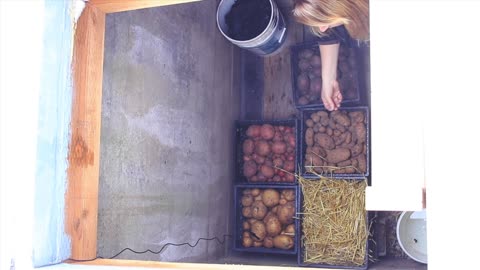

225,0,272,41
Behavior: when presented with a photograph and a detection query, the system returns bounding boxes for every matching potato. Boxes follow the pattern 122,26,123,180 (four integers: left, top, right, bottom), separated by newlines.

250,221,267,241
284,133,296,147
299,49,314,59
273,235,294,250
310,55,321,67
331,111,351,126
326,148,351,163
298,59,310,71
243,231,251,239
262,189,280,207
243,221,251,230
252,154,265,165
311,146,326,157
255,140,271,156
251,201,268,220
277,202,295,225
352,123,366,143
253,241,263,247
305,119,314,128
272,158,283,168
297,73,310,91
357,154,367,173
283,160,295,172
351,142,364,157
259,165,274,179
305,128,314,146
246,125,261,138
260,124,275,140
349,111,365,124
265,215,282,236
242,207,253,218
314,133,335,150
243,161,257,178
241,195,253,207
326,128,333,136
310,77,322,94
250,188,260,196
285,174,295,182
337,159,352,167
271,142,287,154
305,153,323,167
283,224,295,236
242,237,253,248
263,237,274,248
242,139,254,155
311,113,320,123
273,131,283,142
298,96,309,105
281,189,295,201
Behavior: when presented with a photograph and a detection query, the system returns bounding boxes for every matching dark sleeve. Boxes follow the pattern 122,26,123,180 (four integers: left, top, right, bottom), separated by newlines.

315,25,352,46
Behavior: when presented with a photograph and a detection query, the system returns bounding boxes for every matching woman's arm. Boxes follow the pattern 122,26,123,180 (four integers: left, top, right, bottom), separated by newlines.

319,43,342,111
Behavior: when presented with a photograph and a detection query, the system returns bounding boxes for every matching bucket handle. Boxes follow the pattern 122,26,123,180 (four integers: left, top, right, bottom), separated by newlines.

278,27,287,44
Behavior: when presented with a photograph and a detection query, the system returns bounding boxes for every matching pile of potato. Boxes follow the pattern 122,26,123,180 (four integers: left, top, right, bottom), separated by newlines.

304,110,367,174
295,46,358,106
242,124,296,182
240,188,296,250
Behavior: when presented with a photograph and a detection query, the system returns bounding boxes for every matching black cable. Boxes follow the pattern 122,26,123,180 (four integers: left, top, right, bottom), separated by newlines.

67,234,232,262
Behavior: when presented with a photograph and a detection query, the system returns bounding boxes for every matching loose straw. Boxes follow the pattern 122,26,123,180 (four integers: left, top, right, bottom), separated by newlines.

299,175,367,267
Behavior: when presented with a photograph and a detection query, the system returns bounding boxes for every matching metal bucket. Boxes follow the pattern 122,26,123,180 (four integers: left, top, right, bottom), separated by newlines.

216,0,287,56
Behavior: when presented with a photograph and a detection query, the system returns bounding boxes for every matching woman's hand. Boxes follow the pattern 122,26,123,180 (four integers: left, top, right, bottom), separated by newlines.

322,79,343,111
319,43,342,111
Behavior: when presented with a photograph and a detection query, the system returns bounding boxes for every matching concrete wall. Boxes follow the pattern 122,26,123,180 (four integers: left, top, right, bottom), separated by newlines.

97,0,240,262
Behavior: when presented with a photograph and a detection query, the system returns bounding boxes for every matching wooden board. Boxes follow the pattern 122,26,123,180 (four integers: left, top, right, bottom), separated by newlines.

263,1,304,120
89,0,201,13
66,4,106,260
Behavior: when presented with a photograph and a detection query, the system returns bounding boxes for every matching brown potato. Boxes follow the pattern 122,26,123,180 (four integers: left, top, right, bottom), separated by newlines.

242,207,253,218
351,143,364,157
252,201,268,220
277,202,295,225
306,119,314,128
298,96,309,105
262,189,280,207
281,189,295,201
242,237,253,248
243,231,251,239
357,154,367,173
243,221,251,230
326,148,351,163
283,224,295,236
253,241,263,247
263,237,274,248
349,111,365,124
331,111,351,126
265,215,282,236
352,123,366,143
298,59,310,71
310,55,321,67
297,73,310,91
250,221,267,241
310,77,322,94
273,235,294,250
241,195,253,207
314,133,335,150
305,128,314,146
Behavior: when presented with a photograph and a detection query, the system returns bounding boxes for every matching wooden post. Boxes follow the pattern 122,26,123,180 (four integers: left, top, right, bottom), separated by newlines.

66,4,106,260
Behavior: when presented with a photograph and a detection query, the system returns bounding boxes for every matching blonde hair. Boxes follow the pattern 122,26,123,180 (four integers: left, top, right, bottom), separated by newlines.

292,0,369,41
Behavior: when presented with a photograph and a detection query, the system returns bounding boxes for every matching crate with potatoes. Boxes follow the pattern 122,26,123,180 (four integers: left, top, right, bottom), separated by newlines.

233,185,299,254
300,107,369,178
235,120,299,184
290,41,363,109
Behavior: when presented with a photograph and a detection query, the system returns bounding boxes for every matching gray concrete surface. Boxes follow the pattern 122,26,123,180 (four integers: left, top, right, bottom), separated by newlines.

98,0,240,263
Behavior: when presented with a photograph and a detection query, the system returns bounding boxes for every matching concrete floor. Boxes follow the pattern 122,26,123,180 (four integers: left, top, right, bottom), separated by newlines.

97,0,240,263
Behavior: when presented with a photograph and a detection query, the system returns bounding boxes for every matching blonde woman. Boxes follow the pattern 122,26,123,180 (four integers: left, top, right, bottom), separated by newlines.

293,0,369,111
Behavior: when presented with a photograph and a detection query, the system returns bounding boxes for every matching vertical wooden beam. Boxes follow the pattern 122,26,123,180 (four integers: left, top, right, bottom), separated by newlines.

89,0,202,13
66,4,105,260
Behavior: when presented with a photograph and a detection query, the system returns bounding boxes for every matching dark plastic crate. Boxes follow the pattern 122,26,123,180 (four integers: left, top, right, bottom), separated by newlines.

235,119,299,185
290,41,364,109
233,184,299,255
299,107,370,179
296,180,369,269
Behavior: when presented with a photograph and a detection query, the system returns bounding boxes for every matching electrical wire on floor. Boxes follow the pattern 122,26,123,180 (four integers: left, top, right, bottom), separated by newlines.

67,234,232,263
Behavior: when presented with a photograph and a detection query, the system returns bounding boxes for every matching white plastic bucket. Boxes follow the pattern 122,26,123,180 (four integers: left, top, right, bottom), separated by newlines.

216,0,287,56
396,210,428,264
